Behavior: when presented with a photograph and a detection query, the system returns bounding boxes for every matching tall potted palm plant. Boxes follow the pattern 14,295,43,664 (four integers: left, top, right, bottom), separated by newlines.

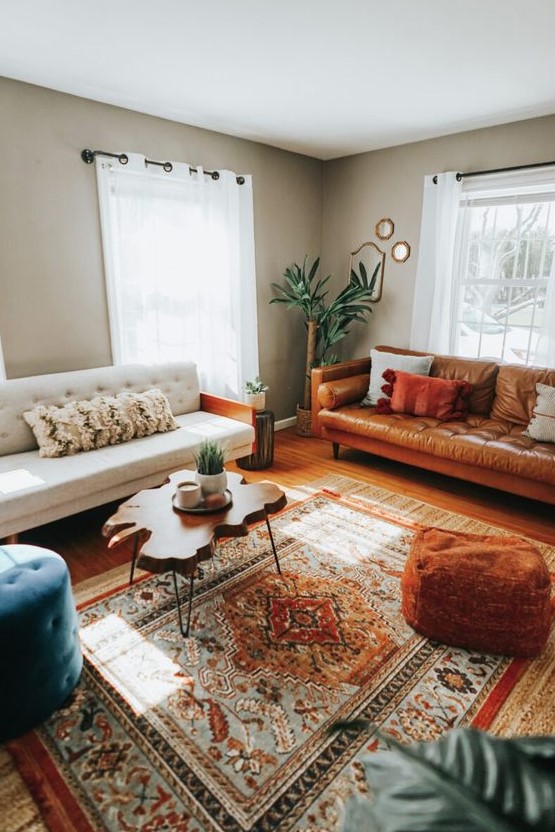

270,256,378,435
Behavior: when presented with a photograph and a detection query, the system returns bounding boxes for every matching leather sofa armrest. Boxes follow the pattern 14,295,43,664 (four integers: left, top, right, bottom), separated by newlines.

311,358,371,437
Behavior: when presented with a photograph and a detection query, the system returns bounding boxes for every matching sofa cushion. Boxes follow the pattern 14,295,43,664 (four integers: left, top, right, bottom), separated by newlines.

524,383,555,443
0,362,200,457
374,346,499,416
429,355,499,417
318,374,370,410
23,389,178,458
361,349,433,406
0,410,255,537
318,405,555,485
491,364,555,426
377,370,473,421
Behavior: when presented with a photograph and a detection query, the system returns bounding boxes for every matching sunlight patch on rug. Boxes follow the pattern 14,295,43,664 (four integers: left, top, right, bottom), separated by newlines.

80,613,188,713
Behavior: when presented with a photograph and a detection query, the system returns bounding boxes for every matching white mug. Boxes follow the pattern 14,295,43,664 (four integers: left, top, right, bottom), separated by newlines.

175,480,202,509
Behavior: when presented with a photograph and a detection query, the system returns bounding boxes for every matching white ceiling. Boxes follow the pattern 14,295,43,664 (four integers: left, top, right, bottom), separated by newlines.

1,0,555,160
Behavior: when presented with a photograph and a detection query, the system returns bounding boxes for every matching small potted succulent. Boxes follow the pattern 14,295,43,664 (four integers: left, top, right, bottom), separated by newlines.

244,377,268,411
193,439,227,496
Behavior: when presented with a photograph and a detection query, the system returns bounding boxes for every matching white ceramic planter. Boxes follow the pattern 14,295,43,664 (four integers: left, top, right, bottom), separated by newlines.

246,392,266,411
195,470,228,497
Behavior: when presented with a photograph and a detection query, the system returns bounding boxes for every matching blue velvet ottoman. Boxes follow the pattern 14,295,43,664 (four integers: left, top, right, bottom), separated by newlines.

0,544,82,742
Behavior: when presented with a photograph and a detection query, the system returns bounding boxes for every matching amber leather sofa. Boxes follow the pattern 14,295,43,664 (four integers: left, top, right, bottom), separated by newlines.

312,345,555,506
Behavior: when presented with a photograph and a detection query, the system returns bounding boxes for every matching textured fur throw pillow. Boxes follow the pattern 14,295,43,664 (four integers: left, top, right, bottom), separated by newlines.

24,388,178,457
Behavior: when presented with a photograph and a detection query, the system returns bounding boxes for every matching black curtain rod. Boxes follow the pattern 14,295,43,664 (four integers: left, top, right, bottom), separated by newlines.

432,158,555,185
80,148,245,185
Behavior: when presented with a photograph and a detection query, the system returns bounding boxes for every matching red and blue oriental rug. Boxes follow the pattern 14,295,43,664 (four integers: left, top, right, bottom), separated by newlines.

5,476,555,831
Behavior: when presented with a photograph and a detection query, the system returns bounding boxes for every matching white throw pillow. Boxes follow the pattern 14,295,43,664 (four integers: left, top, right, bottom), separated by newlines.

523,383,555,443
361,349,434,407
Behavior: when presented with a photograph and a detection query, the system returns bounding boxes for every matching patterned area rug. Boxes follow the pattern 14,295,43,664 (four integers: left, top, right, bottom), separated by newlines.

5,476,555,832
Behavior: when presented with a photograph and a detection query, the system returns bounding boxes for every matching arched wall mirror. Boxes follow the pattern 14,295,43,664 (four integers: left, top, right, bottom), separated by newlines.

349,241,385,303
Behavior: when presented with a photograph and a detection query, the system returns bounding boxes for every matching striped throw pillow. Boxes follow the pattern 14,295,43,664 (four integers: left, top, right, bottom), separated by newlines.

524,383,555,443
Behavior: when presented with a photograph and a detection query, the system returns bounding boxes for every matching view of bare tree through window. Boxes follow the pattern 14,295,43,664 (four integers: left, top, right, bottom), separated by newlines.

454,198,555,364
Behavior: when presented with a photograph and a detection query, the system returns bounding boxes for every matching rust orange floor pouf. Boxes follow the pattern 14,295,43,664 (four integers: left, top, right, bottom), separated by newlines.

401,527,553,657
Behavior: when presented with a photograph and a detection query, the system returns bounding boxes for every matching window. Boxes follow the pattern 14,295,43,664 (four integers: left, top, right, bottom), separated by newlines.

411,169,555,367
453,184,555,364
95,153,259,398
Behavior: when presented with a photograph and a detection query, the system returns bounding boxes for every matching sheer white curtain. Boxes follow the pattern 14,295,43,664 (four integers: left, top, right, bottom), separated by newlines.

96,153,258,398
410,172,462,352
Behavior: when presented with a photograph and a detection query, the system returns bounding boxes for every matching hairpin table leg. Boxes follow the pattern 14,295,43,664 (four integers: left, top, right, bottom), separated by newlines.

265,512,281,575
129,534,140,586
172,569,195,638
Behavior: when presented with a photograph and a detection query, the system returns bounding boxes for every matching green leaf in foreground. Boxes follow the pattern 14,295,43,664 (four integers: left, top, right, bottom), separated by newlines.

335,726,555,832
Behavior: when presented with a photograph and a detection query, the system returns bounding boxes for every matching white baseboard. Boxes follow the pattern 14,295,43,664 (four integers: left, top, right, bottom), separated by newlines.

274,416,296,431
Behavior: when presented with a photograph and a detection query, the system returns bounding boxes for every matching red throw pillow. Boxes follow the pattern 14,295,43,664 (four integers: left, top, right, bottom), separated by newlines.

376,369,473,420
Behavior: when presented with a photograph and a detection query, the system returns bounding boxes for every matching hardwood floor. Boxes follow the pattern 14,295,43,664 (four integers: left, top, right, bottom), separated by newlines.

21,427,555,586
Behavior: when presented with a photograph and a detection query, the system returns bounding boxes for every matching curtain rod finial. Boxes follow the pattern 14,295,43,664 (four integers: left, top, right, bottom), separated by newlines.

81,148,95,164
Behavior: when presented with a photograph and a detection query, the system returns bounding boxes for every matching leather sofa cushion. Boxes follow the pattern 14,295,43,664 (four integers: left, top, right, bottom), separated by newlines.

429,355,498,417
318,404,555,485
491,364,555,425
375,346,498,416
318,374,370,410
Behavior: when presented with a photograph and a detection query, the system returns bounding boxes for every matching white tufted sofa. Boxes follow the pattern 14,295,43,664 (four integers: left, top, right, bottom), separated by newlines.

0,362,255,539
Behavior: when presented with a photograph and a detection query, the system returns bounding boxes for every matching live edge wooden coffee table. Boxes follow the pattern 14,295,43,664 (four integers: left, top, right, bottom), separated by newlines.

102,471,286,638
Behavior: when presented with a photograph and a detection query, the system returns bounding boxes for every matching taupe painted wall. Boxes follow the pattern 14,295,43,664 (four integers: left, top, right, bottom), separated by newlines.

322,114,555,360
0,78,323,420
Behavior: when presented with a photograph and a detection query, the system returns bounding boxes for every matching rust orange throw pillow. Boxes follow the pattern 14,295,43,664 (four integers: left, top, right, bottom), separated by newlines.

376,369,472,420
402,527,553,657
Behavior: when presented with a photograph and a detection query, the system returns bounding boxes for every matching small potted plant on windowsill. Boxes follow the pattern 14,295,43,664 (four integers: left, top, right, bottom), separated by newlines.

194,439,227,496
244,377,268,411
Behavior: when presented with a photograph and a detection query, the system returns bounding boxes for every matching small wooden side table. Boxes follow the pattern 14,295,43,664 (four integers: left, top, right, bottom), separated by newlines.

237,409,274,470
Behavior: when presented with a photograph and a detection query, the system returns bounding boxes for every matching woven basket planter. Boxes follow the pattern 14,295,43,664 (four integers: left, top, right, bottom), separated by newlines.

296,404,312,437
